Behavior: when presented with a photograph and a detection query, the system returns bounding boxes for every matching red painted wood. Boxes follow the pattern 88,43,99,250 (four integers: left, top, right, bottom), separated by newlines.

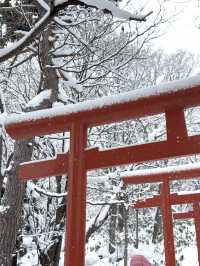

123,162,200,185
165,108,188,143
161,180,176,266
86,135,200,170
18,153,68,180
65,122,87,266
134,192,200,208
173,211,194,220
134,195,160,208
5,85,200,139
172,193,200,205
18,135,200,181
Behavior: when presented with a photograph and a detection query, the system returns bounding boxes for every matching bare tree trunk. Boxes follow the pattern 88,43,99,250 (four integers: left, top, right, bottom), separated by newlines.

152,207,162,244
124,207,129,266
0,139,33,265
86,206,109,243
152,184,162,244
109,204,117,254
135,209,139,248
0,133,3,199
0,21,59,265
0,96,5,199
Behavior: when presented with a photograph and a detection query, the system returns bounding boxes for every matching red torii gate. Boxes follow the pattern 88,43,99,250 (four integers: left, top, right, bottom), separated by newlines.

4,77,200,266
122,164,200,266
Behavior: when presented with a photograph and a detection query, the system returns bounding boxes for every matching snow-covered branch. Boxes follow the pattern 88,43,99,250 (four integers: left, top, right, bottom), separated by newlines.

0,0,152,63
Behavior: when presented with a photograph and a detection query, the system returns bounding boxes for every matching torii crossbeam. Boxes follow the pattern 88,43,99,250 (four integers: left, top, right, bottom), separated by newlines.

5,75,200,266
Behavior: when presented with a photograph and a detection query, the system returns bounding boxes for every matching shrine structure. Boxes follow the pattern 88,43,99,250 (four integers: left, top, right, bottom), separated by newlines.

5,75,200,266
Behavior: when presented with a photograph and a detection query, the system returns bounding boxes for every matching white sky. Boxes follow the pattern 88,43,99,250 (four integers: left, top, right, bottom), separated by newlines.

155,0,200,54
123,0,200,54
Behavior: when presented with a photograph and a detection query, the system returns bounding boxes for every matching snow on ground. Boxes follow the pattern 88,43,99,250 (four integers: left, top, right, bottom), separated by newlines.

19,241,199,265
85,244,162,266
178,246,198,266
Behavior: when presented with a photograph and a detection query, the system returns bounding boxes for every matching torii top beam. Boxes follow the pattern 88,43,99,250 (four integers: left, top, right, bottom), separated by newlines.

122,162,200,185
5,75,200,139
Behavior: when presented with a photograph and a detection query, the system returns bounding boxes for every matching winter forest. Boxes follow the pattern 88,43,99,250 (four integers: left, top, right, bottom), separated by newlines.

0,0,200,265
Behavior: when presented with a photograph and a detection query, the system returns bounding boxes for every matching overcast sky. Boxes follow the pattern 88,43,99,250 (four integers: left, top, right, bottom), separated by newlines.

143,0,200,54
122,0,200,54
155,0,200,54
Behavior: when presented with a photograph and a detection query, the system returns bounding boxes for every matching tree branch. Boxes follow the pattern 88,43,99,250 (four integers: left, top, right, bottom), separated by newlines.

0,0,152,63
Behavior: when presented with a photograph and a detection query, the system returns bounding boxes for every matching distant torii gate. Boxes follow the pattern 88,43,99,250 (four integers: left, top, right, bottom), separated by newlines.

122,165,200,266
5,77,200,266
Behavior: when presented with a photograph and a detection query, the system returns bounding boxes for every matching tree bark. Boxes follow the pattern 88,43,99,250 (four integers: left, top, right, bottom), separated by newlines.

0,21,59,265
0,139,33,265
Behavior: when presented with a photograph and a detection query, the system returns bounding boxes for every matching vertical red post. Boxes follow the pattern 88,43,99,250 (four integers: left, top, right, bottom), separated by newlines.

165,108,187,143
193,203,200,266
65,121,87,266
161,180,176,266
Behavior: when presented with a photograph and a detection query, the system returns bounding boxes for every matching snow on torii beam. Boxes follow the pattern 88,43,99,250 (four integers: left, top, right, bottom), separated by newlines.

6,75,200,175
122,162,200,185
5,75,200,139
4,75,200,266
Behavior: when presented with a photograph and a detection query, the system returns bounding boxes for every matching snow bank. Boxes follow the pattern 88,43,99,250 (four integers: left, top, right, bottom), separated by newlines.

178,246,198,266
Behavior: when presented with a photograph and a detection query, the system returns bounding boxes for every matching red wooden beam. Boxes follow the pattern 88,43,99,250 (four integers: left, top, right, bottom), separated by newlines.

5,85,200,139
123,159,200,185
19,134,200,180
19,153,68,180
134,195,160,208
134,192,200,208
165,108,188,143
161,179,176,266
173,211,194,220
86,135,200,170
